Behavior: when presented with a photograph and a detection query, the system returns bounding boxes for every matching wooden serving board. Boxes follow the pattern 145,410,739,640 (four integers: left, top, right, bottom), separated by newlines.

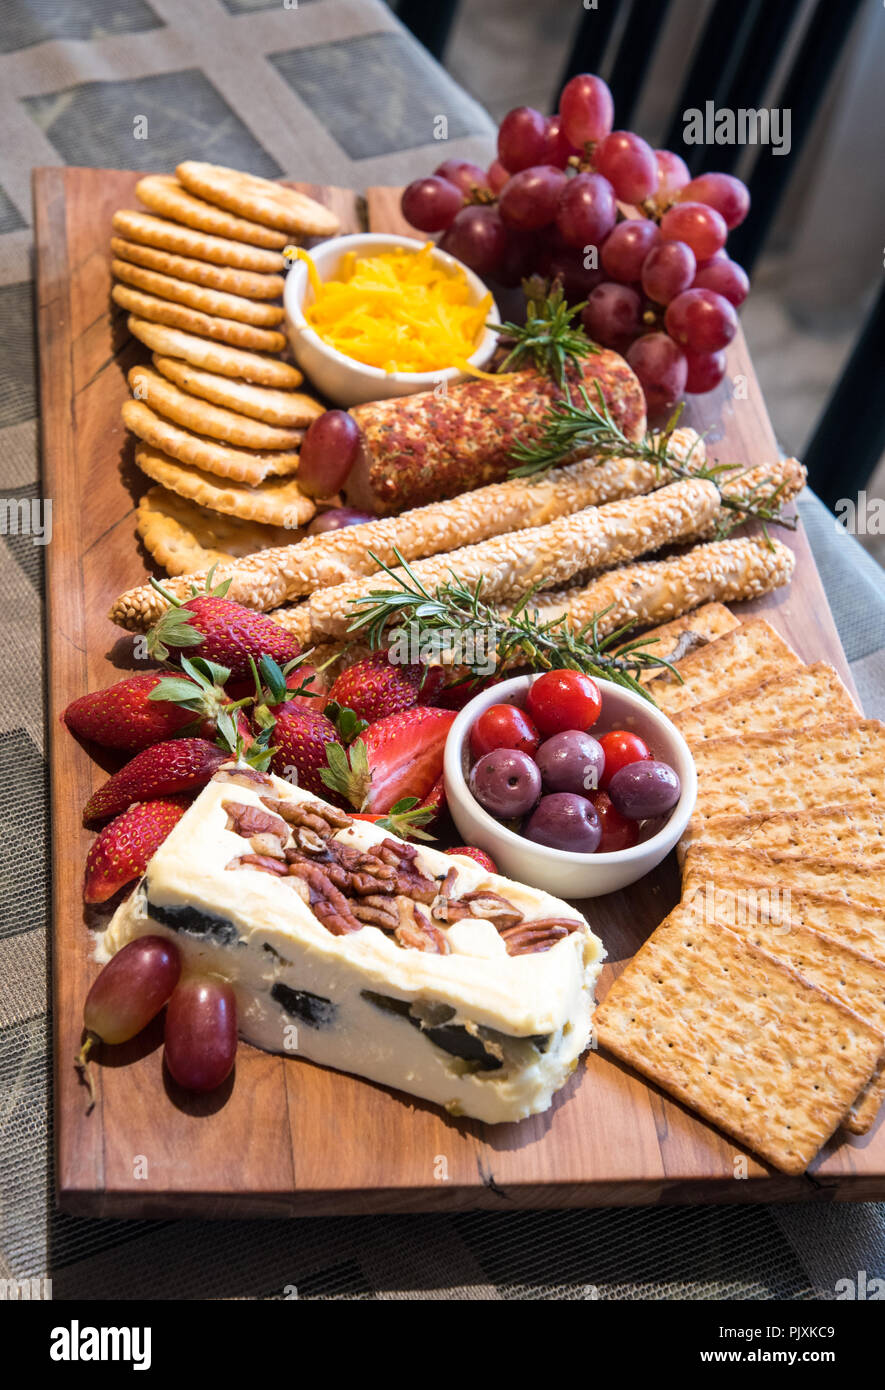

36,167,885,1219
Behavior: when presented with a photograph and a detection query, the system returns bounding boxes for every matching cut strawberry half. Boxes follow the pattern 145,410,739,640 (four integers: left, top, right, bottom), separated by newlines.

322,707,455,815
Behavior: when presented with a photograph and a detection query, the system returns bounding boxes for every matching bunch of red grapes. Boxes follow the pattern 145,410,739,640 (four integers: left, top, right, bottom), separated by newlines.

401,73,750,412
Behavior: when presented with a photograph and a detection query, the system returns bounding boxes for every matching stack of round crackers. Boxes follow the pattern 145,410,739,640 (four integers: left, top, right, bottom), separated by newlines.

112,162,340,574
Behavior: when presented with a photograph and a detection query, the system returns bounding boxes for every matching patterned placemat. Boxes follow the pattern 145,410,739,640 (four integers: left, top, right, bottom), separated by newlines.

2,0,883,1300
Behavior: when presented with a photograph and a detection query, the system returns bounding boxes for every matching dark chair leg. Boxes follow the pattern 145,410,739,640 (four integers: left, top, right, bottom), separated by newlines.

663,0,762,172
396,0,460,62
554,2,618,106
607,0,670,131
803,282,885,516
711,0,805,174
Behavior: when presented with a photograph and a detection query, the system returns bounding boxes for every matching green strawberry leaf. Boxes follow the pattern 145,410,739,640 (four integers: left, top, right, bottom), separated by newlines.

259,655,288,706
323,701,369,744
320,737,372,809
374,797,437,842
149,677,205,705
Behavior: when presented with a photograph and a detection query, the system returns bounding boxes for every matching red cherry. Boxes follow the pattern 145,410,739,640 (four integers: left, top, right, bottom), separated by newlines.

598,729,651,789
525,671,602,737
469,703,540,759
589,790,640,852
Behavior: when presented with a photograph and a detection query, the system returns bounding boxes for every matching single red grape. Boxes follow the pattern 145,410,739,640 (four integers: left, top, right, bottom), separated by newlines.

497,106,547,173
593,131,658,203
692,256,749,307
537,238,604,301
660,201,727,260
582,282,643,351
401,176,462,233
164,976,237,1093
499,165,567,230
600,218,660,283
77,936,181,1103
434,159,490,196
683,347,728,394
555,171,617,248
680,172,749,229
541,113,578,169
298,410,361,498
438,205,508,276
641,239,697,305
559,73,614,146
626,332,688,413
589,790,639,853
487,159,510,194
665,288,737,352
307,506,375,535
653,149,690,206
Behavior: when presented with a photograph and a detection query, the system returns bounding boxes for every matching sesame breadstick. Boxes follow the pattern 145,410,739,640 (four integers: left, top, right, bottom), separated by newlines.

108,428,703,632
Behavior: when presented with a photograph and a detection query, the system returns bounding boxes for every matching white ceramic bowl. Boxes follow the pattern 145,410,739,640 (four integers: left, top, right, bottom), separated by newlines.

283,232,501,408
443,674,697,899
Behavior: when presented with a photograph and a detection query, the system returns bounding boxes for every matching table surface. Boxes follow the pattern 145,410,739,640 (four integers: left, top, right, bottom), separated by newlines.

3,0,885,1302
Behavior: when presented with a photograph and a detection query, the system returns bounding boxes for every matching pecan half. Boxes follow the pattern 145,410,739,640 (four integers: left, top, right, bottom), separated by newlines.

262,796,352,836
216,767,276,791
286,861,363,935
395,904,450,954
351,894,400,929
499,917,580,956
223,799,288,843
226,853,289,877
461,890,524,932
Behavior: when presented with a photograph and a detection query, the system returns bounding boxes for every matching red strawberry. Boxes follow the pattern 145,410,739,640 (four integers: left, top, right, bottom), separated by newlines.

446,845,498,874
430,673,507,711
84,797,191,903
283,663,330,712
63,672,195,750
147,576,300,679
83,738,227,824
269,705,345,801
322,707,455,815
328,650,444,723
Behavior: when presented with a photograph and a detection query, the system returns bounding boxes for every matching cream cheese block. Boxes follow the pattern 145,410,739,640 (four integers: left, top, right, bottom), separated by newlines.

102,766,605,1123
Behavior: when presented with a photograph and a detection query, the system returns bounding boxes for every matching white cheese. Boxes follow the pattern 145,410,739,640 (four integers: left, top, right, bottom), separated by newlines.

102,769,605,1123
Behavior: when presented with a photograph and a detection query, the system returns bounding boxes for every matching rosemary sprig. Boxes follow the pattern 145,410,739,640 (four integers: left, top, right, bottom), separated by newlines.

346,549,679,703
493,277,597,388
509,382,798,537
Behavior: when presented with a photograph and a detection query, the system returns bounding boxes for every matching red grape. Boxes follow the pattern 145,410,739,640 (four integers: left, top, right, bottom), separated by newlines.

692,256,749,307
680,172,749,229
537,236,603,301
541,114,578,169
487,159,511,194
555,171,617,248
77,936,181,1102
497,106,547,173
641,239,697,305
439,204,508,276
660,201,727,260
627,332,688,413
582,282,643,351
307,506,375,534
434,159,490,197
593,131,658,203
499,165,567,230
653,149,690,205
683,347,727,394
401,176,462,232
164,976,237,1092
600,218,659,283
665,288,737,353
494,227,541,287
559,73,614,146
298,410,362,498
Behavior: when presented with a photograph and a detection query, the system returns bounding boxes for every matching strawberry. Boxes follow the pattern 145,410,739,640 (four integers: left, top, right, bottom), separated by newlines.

446,845,498,874
322,707,455,815
83,738,228,824
281,663,330,712
268,705,345,802
84,797,191,903
328,650,444,724
430,673,507,711
63,671,196,750
147,573,300,678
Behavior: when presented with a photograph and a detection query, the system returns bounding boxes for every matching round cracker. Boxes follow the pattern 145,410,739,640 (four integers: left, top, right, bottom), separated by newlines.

135,175,288,249
152,355,322,427
112,258,284,327
123,399,300,485
134,442,316,528
113,284,286,352
177,161,340,238
128,365,303,450
112,210,286,272
111,237,285,299
127,318,302,388
137,485,302,575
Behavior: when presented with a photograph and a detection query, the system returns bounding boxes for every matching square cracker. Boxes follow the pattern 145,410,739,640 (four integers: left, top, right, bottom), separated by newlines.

682,843,885,912
644,618,801,713
629,602,740,683
673,662,858,743
679,803,885,865
688,719,885,826
594,910,883,1174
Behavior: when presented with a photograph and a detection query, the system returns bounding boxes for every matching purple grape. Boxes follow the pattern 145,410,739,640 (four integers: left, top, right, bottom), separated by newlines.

307,506,375,535
469,748,541,819
608,760,681,821
535,730,604,795
524,793,601,853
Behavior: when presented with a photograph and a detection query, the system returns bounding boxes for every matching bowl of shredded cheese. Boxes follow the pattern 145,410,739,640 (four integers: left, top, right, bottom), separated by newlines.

283,233,501,407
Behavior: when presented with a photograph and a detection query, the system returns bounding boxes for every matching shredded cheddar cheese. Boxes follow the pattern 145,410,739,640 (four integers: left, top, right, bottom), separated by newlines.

289,243,493,375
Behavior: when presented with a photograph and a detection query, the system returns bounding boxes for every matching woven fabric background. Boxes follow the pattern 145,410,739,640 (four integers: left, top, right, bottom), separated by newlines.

1,0,884,1300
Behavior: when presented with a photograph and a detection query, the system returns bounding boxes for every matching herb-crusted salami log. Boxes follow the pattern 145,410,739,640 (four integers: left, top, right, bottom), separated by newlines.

344,352,647,515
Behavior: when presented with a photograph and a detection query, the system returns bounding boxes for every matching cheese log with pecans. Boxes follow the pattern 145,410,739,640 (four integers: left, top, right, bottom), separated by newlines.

102,767,605,1124
344,353,647,515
